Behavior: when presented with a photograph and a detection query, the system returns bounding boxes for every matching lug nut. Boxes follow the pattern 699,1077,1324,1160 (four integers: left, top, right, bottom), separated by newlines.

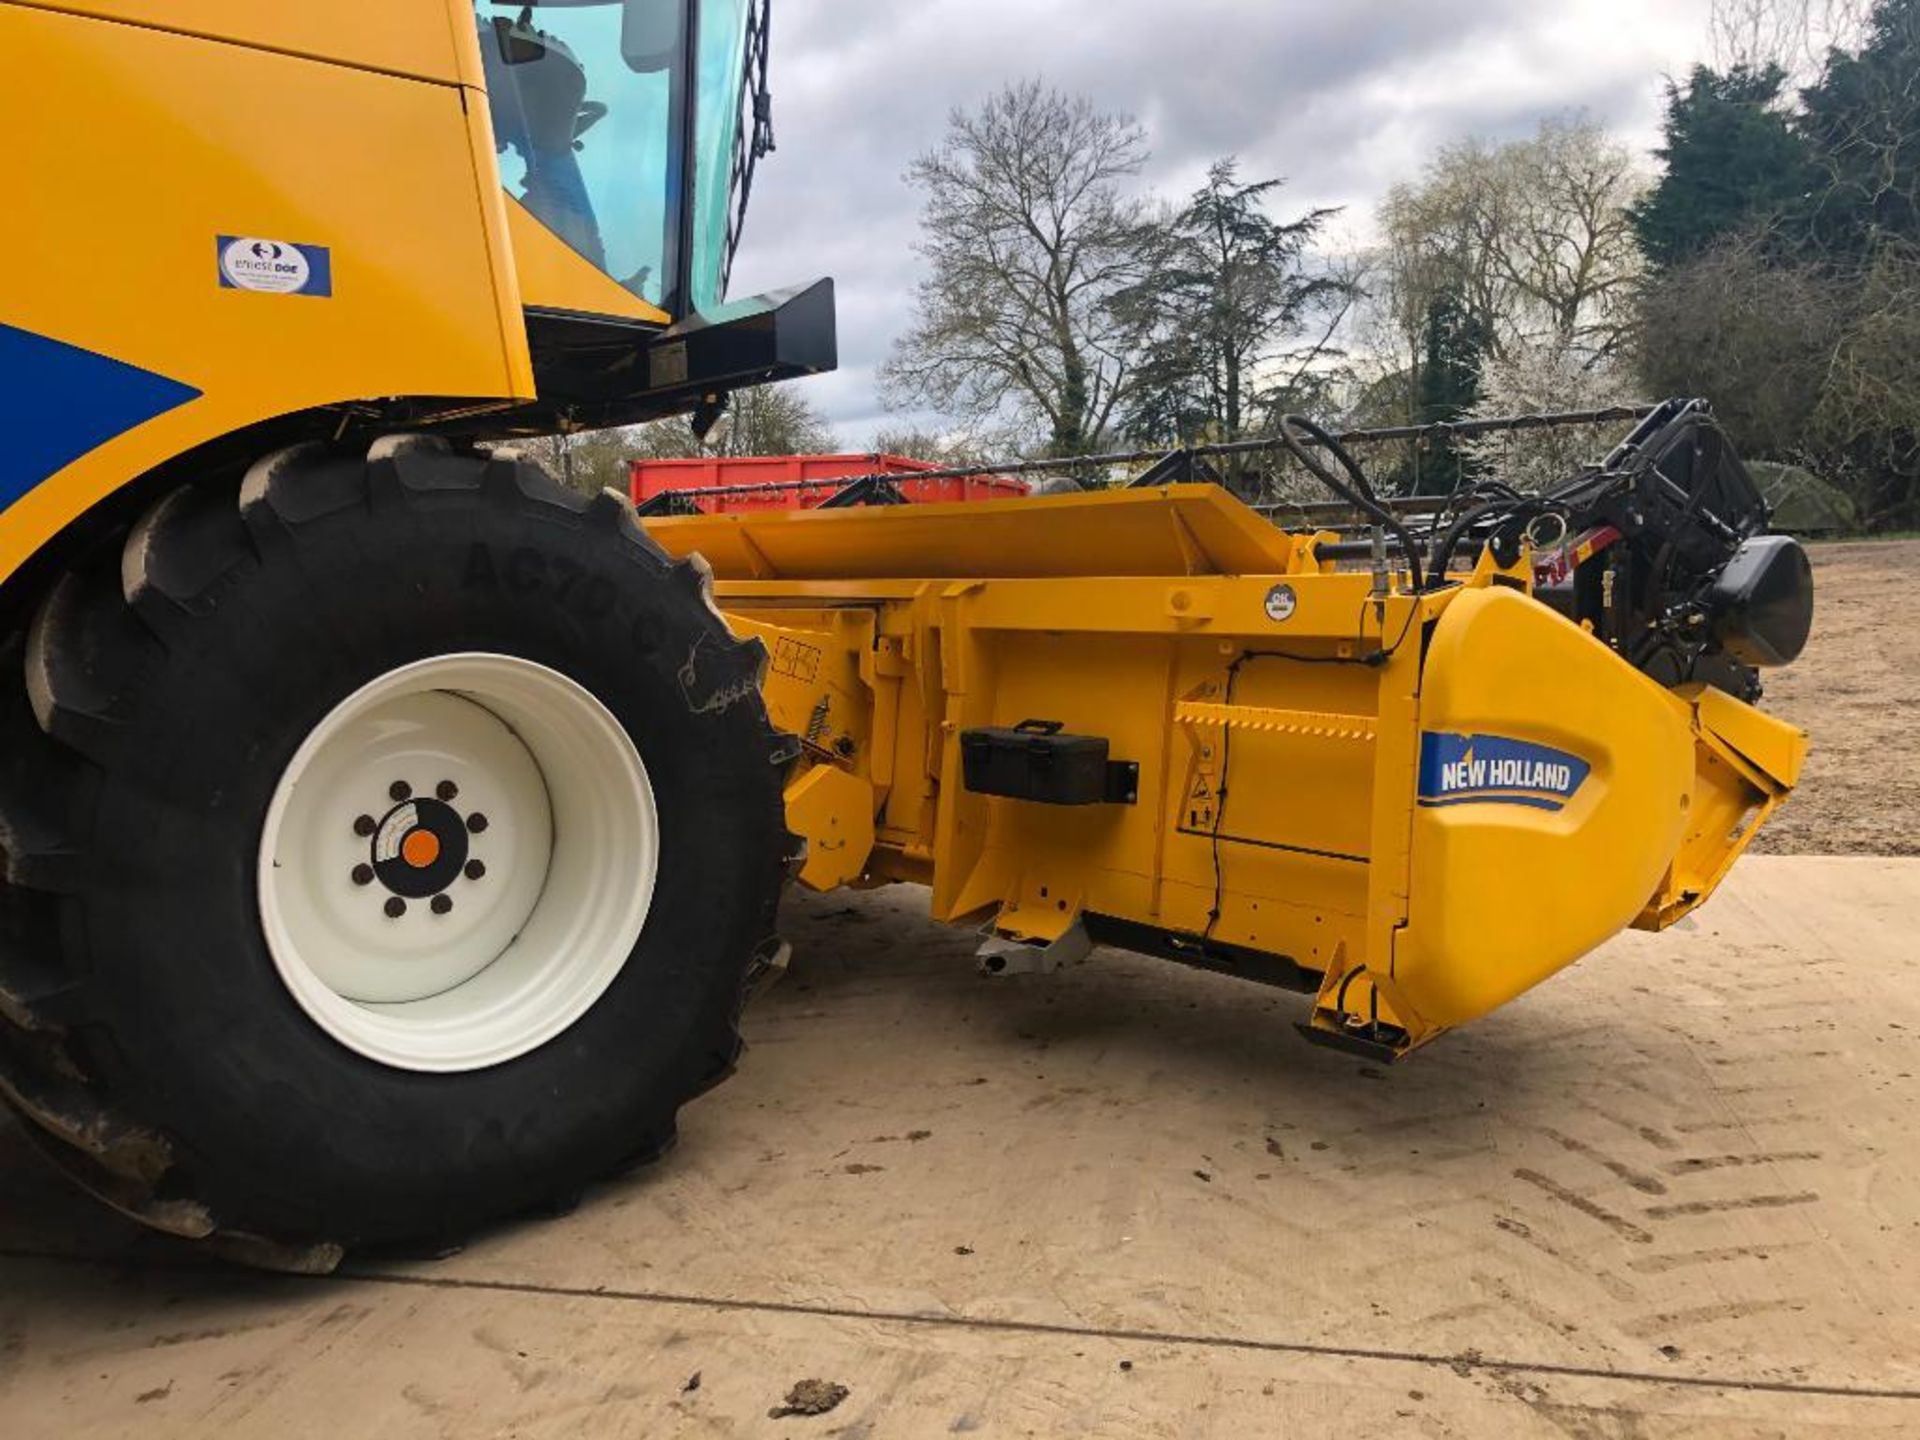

430,894,453,915
436,779,459,801
384,897,407,919
464,859,486,881
351,864,375,887
353,814,376,837
467,812,489,834
389,780,412,802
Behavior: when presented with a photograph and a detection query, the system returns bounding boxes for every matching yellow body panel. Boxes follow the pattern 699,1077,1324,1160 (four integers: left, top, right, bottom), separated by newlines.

0,0,532,583
507,199,673,326
1395,587,1695,1029
647,488,1805,1058
19,0,480,81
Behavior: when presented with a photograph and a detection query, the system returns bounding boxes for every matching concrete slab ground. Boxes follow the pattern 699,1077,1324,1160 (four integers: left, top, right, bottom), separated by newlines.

2,855,1916,1437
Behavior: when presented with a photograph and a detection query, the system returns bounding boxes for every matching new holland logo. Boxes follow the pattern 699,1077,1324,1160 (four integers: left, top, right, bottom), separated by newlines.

1417,732,1591,812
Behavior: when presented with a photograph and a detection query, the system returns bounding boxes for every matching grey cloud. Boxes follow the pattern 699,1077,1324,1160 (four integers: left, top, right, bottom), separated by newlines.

729,1,1711,446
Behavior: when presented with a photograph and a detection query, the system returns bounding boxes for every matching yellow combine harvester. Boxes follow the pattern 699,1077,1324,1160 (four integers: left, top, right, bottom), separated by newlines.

0,0,1810,1266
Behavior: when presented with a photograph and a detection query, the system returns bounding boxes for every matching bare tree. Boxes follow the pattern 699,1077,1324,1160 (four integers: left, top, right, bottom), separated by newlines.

1378,139,1517,361
1359,117,1643,453
1380,119,1647,360
1809,239,1920,523
516,384,837,495
870,424,1010,468
627,383,837,461
1635,232,1844,459
1711,0,1870,79
881,82,1159,456
1344,244,1433,428
1640,231,1920,525
1501,121,1648,351
512,429,636,495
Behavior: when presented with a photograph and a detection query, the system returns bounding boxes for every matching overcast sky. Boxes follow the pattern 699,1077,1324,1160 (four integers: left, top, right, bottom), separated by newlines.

726,0,1721,447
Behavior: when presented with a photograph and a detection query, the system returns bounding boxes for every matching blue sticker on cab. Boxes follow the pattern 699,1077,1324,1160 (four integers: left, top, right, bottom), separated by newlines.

217,236,332,297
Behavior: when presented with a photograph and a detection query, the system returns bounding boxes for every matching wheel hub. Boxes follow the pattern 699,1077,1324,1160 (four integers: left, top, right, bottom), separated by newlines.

257,654,658,1073
366,794,473,900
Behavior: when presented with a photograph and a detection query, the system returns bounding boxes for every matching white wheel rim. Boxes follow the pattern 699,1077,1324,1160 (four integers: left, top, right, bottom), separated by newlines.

258,654,658,1073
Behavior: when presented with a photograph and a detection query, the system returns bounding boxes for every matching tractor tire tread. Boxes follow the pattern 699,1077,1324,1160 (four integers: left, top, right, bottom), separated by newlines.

0,438,792,1267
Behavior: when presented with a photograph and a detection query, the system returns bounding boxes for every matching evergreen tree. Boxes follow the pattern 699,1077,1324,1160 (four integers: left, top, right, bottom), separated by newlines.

1410,287,1489,494
1114,160,1346,449
1795,0,1920,257
1631,0,1920,529
1630,64,1814,269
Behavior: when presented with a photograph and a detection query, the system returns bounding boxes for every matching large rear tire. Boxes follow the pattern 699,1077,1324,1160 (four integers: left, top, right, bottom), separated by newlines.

0,437,792,1264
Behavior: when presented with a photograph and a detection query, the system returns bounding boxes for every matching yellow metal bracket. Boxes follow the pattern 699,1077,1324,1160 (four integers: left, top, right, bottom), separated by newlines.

1636,683,1808,930
1304,942,1441,1061
784,765,876,892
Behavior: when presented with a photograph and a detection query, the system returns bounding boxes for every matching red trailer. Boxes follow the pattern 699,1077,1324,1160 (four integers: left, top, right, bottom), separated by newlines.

629,453,1028,514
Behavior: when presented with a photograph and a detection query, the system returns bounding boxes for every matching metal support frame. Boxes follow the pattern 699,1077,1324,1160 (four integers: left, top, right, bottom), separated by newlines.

721,0,777,298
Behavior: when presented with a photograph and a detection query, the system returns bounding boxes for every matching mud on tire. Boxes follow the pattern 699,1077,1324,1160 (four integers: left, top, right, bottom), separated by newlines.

0,437,791,1264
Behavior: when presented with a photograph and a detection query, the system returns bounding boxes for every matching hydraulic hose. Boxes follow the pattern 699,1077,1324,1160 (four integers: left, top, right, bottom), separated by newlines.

1275,415,1425,594
1426,492,1572,588
1426,500,1514,586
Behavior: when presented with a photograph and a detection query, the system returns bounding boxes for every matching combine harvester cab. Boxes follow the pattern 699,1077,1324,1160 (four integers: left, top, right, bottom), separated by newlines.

652,401,1811,1061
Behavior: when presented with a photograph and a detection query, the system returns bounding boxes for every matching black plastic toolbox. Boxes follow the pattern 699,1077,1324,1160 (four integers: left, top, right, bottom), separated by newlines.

959,720,1136,806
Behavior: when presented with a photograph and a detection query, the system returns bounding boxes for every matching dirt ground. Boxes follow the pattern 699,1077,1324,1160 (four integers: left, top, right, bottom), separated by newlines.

0,541,1914,1437
3,858,1918,1437
1750,538,1919,856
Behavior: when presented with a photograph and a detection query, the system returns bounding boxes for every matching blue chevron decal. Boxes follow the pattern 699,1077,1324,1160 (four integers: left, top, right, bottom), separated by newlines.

0,324,202,510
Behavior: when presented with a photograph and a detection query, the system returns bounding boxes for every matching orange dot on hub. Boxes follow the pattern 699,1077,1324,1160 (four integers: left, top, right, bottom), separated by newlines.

401,829,441,869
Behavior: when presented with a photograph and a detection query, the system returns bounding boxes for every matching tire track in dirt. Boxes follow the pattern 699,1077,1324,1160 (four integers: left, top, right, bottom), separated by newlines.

1663,1151,1822,1175
1512,1169,1654,1244
1644,1192,1820,1220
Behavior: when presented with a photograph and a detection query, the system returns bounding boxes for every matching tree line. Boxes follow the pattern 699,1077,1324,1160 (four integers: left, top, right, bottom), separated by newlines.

1636,0,1920,528
880,85,1653,500
543,0,1914,531
880,0,1920,527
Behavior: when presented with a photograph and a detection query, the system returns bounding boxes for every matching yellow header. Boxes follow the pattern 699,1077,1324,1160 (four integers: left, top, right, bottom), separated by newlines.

647,486,1311,582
